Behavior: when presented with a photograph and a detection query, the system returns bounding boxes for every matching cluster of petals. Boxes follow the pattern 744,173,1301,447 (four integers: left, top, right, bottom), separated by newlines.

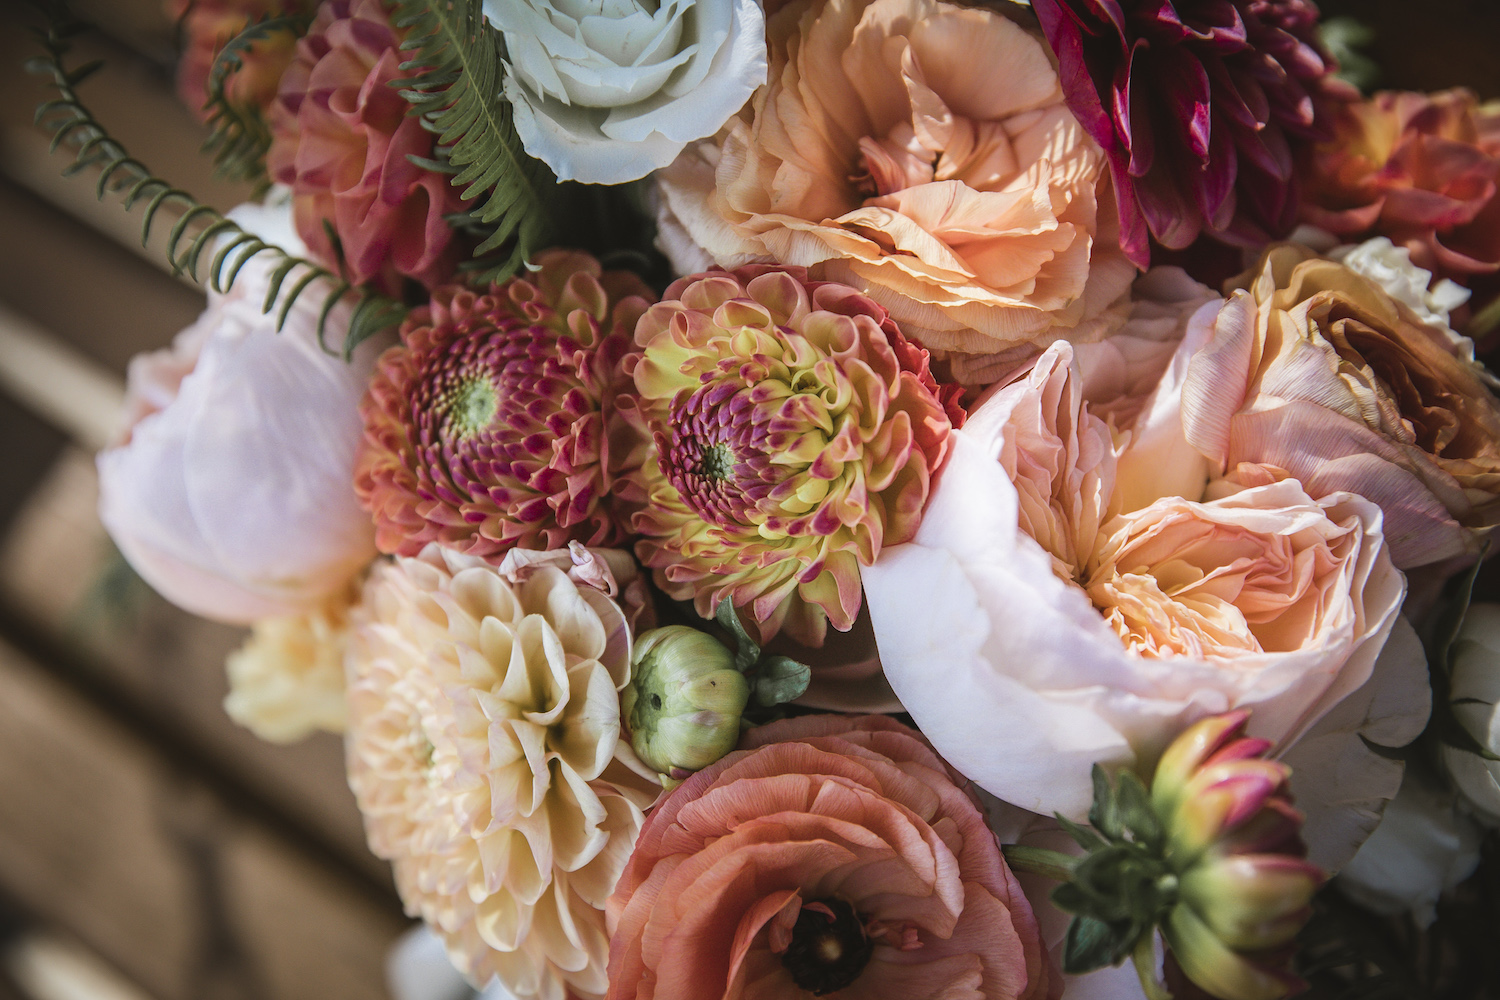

655,0,1135,366
356,251,655,563
166,0,307,121
1301,89,1500,287
267,0,471,292
605,714,1057,1000
865,331,1429,872
1180,244,1500,569
1034,0,1351,267
344,543,658,1000
619,266,956,647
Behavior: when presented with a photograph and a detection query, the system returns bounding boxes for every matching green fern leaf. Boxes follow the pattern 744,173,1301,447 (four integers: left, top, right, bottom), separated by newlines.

389,0,555,284
201,13,313,187
30,9,406,360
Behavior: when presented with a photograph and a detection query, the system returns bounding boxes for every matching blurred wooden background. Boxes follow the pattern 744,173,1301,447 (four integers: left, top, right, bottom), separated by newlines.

0,1,1493,1000
0,2,411,999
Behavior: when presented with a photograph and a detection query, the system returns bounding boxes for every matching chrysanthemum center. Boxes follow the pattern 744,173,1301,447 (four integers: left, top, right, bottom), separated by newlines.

780,898,873,996
444,373,499,440
699,442,736,481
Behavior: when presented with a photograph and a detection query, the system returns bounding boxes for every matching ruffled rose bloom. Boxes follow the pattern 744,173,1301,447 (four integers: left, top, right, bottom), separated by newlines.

1180,244,1500,569
166,0,306,120
223,583,356,743
1301,89,1500,287
1332,237,1473,334
619,266,956,647
605,714,1058,1000
356,251,654,562
267,0,471,292
345,544,658,1000
97,201,385,624
865,395,1429,871
482,0,767,184
1033,0,1350,268
655,0,1136,365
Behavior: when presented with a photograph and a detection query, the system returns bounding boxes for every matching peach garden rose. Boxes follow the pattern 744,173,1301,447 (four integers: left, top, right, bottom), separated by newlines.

654,0,1136,370
605,714,1058,1000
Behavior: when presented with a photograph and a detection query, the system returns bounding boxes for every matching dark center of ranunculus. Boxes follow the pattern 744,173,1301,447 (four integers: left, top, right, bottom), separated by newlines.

780,898,874,996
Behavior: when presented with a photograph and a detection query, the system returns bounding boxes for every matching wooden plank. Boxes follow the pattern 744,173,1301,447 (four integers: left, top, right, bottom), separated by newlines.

0,304,125,452
0,634,406,1000
0,448,390,886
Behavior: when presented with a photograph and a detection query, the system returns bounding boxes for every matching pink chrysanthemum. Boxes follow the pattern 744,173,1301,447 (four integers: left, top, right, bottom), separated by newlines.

620,267,958,647
355,251,654,561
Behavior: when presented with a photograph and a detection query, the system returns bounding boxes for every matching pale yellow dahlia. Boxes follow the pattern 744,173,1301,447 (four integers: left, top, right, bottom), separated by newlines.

621,267,957,646
223,584,356,743
345,544,658,1000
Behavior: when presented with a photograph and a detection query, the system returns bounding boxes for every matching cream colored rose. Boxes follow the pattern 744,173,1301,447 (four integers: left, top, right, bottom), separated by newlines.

484,0,767,183
654,0,1135,365
223,589,354,743
345,544,657,1000
1440,603,1500,822
865,433,1427,871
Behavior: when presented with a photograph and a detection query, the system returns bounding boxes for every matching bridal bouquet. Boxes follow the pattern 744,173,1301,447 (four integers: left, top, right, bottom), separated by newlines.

36,0,1500,996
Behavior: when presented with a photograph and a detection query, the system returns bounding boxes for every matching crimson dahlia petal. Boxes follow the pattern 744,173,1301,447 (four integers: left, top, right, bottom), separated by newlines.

1034,0,1353,268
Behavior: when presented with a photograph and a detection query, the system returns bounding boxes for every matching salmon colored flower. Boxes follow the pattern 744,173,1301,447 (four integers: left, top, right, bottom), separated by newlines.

620,266,956,647
355,251,654,562
654,0,1135,368
605,714,1058,1000
166,0,307,121
1301,89,1500,288
1180,244,1500,569
345,544,658,1000
267,0,471,292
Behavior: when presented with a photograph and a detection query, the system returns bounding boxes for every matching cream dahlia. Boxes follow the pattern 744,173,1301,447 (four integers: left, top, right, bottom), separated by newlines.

345,544,658,1000
356,251,655,562
621,266,957,646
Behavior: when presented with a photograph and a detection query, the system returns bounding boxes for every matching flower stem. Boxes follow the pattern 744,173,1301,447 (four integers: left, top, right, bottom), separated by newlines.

1000,845,1079,882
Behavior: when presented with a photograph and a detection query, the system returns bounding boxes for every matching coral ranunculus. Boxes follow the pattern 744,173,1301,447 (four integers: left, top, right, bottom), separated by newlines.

1301,89,1500,286
605,714,1058,1000
621,266,956,647
267,0,471,292
345,544,658,1000
655,0,1135,366
356,251,654,562
1180,244,1500,569
1033,0,1351,268
165,0,306,121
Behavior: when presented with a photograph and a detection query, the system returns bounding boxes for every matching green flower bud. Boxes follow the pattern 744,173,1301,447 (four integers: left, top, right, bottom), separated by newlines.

624,626,749,779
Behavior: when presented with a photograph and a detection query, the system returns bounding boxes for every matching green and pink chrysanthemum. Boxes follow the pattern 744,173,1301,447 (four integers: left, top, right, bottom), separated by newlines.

620,266,958,647
355,250,654,560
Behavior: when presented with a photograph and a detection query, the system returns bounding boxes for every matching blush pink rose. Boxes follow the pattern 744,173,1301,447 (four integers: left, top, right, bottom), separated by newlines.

605,714,1058,1000
267,0,471,293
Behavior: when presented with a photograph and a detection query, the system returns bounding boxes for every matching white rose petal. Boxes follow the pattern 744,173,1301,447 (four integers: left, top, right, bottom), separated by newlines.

485,0,767,184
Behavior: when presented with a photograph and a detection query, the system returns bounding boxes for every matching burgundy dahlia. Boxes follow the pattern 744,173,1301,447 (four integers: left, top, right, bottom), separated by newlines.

1034,0,1353,268
354,251,655,560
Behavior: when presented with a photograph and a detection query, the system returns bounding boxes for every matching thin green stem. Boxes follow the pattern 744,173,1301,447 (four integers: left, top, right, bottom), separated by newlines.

1001,845,1080,883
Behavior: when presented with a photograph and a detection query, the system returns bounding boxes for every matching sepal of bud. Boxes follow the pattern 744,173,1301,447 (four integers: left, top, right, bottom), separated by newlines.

1164,904,1306,1000
1178,854,1322,951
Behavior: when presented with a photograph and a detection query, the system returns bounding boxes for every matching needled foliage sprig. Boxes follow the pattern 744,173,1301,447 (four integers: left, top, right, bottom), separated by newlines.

201,12,313,187
28,9,406,359
390,0,555,284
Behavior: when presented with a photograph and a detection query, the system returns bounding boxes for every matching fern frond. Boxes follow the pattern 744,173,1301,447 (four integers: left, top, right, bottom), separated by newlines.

389,0,554,284
201,13,312,186
29,10,405,359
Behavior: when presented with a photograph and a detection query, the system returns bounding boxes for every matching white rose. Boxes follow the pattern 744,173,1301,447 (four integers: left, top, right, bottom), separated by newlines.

1441,602,1500,820
1332,236,1473,340
1338,768,1482,927
96,200,390,624
864,338,1430,872
484,0,767,184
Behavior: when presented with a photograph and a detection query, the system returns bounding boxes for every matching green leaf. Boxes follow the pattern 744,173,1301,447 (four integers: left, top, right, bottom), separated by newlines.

752,656,811,708
1088,764,1123,840
714,598,762,674
1062,916,1125,975
1055,813,1107,852
389,0,554,283
1115,772,1162,848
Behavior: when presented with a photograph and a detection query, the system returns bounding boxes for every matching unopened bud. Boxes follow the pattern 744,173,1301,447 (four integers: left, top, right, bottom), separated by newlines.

624,626,749,779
